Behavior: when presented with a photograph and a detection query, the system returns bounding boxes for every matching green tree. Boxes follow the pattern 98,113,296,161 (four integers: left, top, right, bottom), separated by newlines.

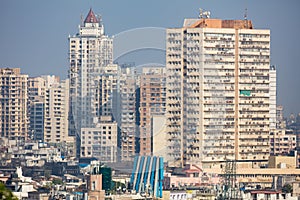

52,179,63,185
0,182,18,200
282,183,293,194
44,170,51,179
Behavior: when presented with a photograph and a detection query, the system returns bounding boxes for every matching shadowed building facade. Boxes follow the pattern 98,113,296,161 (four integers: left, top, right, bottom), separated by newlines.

139,67,166,156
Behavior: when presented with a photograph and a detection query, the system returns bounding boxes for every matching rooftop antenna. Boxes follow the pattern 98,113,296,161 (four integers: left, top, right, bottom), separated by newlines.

203,11,210,19
199,8,203,19
97,14,102,24
80,14,84,26
244,0,248,20
243,6,249,29
244,8,248,20
199,8,210,19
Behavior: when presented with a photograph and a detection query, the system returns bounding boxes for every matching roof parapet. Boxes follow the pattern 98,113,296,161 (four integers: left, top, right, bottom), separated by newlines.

188,18,253,29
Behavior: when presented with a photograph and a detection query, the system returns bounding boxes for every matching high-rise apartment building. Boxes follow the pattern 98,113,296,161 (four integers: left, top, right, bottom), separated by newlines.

269,65,277,131
166,17,271,168
28,77,46,141
44,78,71,144
0,68,28,143
28,75,75,156
94,64,120,121
139,67,166,156
120,67,138,161
68,9,113,138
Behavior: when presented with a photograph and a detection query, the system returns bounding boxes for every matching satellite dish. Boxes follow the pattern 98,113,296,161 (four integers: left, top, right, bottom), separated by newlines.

199,8,211,19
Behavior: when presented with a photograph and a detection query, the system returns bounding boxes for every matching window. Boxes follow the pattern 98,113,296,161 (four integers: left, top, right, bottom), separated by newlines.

92,181,96,190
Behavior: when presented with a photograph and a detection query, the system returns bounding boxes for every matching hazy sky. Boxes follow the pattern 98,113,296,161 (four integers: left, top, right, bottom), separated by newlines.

0,0,299,116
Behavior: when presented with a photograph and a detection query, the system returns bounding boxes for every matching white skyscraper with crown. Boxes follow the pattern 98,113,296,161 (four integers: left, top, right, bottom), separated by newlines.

68,9,113,149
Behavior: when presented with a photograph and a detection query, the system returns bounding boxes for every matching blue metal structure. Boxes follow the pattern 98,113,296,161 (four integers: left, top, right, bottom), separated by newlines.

130,156,164,198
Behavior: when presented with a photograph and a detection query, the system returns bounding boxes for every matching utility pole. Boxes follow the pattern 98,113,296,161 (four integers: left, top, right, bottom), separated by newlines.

220,160,241,199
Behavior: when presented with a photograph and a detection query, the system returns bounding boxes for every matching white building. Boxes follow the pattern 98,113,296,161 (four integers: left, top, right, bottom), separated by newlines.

80,116,118,163
269,65,277,131
11,143,63,165
94,64,120,121
166,17,271,168
68,8,113,138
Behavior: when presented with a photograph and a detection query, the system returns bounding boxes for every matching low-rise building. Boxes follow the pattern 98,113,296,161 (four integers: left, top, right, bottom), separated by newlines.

242,190,297,200
81,116,118,163
10,142,62,166
270,129,296,156
163,164,219,189
28,191,50,200
204,155,300,190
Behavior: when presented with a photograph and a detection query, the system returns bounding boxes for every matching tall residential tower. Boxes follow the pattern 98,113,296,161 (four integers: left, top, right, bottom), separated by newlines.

0,68,28,143
120,67,138,161
166,17,271,168
139,67,166,156
68,9,113,140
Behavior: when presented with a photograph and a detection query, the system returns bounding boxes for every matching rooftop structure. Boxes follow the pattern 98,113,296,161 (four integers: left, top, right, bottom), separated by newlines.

84,8,99,23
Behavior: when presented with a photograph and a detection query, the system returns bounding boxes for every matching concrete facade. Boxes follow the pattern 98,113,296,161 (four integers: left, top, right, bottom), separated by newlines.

269,65,277,131
0,68,28,143
80,116,118,163
152,114,167,158
270,129,296,156
120,67,138,161
166,18,271,168
28,77,46,141
44,78,71,144
68,9,113,139
139,67,166,156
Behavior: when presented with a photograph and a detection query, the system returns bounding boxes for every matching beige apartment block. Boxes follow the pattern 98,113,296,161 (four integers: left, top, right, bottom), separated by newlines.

139,67,166,156
203,155,300,189
81,116,118,163
268,155,296,169
27,76,75,156
0,68,28,143
270,129,296,156
28,76,46,102
43,79,71,144
166,18,271,168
